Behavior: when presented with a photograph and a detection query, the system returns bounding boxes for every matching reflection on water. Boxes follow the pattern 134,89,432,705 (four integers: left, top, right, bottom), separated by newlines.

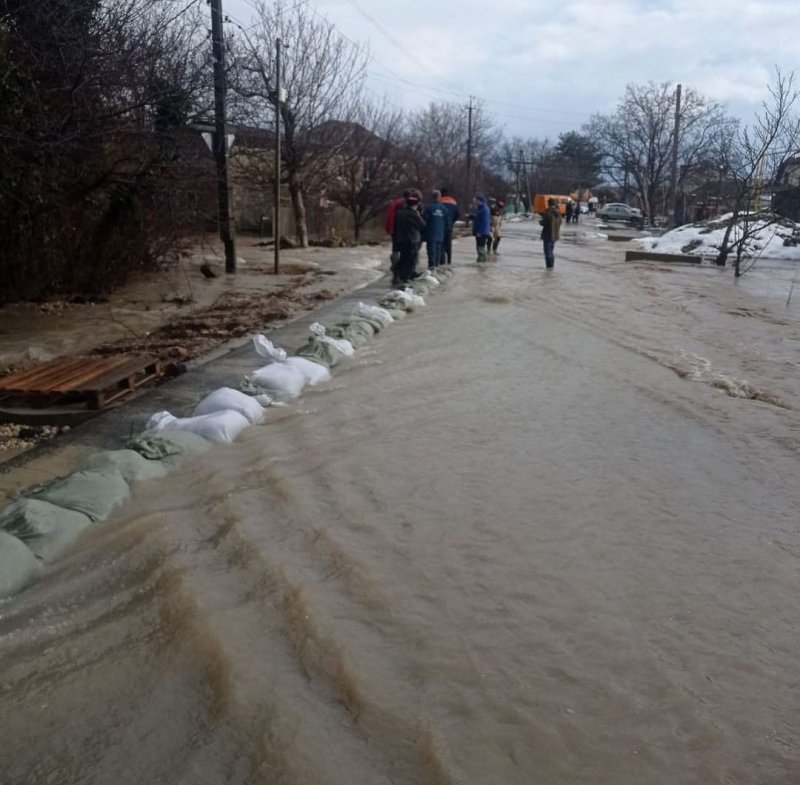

1,224,799,784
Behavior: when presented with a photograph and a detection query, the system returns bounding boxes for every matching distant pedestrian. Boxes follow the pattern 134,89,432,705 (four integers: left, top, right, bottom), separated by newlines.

440,187,460,264
540,197,562,269
565,200,574,224
490,199,505,255
392,192,425,284
422,190,449,269
573,200,580,224
473,195,491,263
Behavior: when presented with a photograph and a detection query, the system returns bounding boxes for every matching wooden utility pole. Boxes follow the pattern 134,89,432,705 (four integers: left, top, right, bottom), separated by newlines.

514,150,522,213
210,0,236,274
466,96,474,196
668,83,682,227
274,37,282,275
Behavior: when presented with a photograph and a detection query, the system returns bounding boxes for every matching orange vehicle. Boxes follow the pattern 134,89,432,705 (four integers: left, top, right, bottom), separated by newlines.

533,194,571,216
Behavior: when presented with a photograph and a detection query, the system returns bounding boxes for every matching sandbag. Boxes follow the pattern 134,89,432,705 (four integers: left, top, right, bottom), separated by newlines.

325,319,375,349
193,387,265,424
310,323,355,357
253,335,331,386
246,363,307,399
83,449,169,482
294,325,355,369
147,409,251,443
356,302,394,326
0,530,40,598
0,498,92,561
30,468,130,522
129,430,213,461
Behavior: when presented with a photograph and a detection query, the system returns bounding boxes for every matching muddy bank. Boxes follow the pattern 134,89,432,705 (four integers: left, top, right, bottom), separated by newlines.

0,237,389,456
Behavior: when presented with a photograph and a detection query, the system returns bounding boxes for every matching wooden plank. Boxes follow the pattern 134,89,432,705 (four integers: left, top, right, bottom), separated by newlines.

73,358,157,393
39,357,118,392
50,357,132,392
0,358,87,390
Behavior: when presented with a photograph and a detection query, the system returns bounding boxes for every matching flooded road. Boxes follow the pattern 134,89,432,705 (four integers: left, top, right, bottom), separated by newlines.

1,220,799,784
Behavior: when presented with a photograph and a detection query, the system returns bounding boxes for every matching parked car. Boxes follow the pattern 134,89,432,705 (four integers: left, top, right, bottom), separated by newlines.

597,203,644,227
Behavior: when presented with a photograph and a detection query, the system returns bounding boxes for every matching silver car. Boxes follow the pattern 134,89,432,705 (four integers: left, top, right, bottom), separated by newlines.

597,203,644,227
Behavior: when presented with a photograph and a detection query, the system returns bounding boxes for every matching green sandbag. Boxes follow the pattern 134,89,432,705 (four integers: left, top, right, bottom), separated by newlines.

325,320,375,349
29,468,130,522
128,431,213,461
0,530,41,598
83,449,168,482
354,314,386,333
0,498,91,561
295,336,347,369
378,296,413,313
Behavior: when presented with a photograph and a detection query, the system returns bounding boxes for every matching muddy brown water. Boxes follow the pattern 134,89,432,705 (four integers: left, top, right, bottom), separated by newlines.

1,222,799,784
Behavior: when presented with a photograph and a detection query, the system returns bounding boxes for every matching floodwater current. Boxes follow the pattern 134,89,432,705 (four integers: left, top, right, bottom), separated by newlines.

1,220,799,784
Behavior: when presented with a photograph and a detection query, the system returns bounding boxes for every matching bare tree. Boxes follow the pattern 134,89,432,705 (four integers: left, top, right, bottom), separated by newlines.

403,99,501,202
713,69,800,276
232,0,368,247
0,0,208,302
324,101,406,241
587,82,730,223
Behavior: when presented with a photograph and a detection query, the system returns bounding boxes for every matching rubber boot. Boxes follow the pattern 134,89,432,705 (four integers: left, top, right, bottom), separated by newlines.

477,250,488,263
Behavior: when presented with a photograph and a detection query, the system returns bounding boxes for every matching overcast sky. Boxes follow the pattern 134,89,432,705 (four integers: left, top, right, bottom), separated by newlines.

226,0,800,141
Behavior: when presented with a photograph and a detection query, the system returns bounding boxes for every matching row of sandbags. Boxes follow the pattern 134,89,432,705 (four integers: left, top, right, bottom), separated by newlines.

0,270,452,598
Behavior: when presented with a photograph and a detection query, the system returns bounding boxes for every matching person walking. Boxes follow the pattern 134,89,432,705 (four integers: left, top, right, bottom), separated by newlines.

573,200,581,224
472,194,491,262
393,192,425,284
490,199,505,256
440,187,460,265
565,200,574,224
422,190,449,269
540,197,562,269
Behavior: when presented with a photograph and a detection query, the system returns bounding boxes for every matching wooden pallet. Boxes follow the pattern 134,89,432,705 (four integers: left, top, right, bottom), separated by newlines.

0,355,162,410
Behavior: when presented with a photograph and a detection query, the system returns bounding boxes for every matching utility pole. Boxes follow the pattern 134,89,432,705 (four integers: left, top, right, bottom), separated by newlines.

668,83,682,227
514,150,522,213
274,37,282,275
210,0,236,274
466,96,474,197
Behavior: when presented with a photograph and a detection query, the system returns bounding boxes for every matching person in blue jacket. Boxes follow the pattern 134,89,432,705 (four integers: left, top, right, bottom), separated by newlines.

440,187,460,265
472,194,491,262
422,190,450,269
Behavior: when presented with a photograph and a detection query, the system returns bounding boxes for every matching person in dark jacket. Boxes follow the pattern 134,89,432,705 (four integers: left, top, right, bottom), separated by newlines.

386,189,411,277
540,198,562,269
422,190,449,269
472,194,491,262
440,187,460,265
565,200,574,224
393,193,426,284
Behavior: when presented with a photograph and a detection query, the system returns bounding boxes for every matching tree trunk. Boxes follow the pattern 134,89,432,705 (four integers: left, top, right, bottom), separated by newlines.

716,207,738,266
287,170,309,248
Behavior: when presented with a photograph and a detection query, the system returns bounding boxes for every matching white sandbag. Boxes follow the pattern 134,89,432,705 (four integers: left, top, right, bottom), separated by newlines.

383,288,426,308
420,271,440,287
252,335,331,386
193,387,265,425
284,356,331,386
0,498,92,561
147,409,251,443
253,334,288,362
309,323,355,357
83,449,169,482
246,363,307,399
0,530,40,598
32,469,130,522
356,302,394,325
